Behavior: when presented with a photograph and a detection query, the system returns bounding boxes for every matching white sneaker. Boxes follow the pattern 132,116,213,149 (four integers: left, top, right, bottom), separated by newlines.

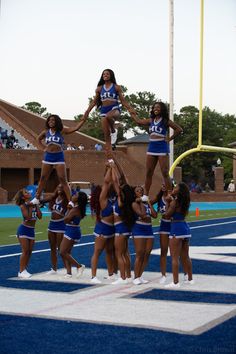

91,276,102,284
183,273,188,282
46,269,57,275
31,197,40,205
111,277,128,285
68,201,75,208
64,273,72,279
104,274,117,280
107,159,114,164
18,269,32,278
165,282,180,289
159,275,167,284
76,264,85,278
133,277,142,285
139,277,149,284
126,277,133,283
185,279,195,285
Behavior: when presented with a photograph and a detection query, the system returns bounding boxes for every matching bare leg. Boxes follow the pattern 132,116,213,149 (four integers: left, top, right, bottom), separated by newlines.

158,155,172,191
105,237,116,276
18,238,35,272
159,233,169,276
48,231,58,270
181,239,193,281
140,238,154,276
169,237,182,283
60,237,81,274
91,236,107,277
124,237,131,278
114,235,127,279
36,164,53,199
133,238,146,278
55,164,71,202
144,155,158,196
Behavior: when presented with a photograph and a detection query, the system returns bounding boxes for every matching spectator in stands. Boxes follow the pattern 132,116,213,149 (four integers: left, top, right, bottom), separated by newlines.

227,180,235,193
0,140,3,149
9,130,16,144
24,143,31,150
1,129,8,143
13,139,21,149
5,137,13,149
95,143,102,151
78,143,85,151
66,143,74,150
71,143,78,150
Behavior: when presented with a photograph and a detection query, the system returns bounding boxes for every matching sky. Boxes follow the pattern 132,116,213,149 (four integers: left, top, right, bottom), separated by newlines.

0,0,235,120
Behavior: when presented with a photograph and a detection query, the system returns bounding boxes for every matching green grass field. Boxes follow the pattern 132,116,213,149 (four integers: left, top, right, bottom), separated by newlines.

1,209,236,246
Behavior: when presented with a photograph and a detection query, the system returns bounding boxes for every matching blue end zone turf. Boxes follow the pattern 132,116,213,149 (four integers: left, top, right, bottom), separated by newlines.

1,314,236,354
132,289,236,304
2,279,93,292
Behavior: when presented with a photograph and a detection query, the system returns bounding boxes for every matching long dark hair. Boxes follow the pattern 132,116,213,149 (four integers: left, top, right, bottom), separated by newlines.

46,114,63,132
176,182,190,216
78,191,88,219
96,69,117,108
150,101,169,128
90,185,102,221
120,184,136,229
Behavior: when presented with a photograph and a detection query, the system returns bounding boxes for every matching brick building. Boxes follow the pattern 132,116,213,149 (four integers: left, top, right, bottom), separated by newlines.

0,98,162,203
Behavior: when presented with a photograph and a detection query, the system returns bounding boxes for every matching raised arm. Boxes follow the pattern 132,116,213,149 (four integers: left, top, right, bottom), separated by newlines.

130,112,151,126
116,85,136,115
63,116,87,135
167,120,183,142
84,87,101,117
163,198,176,218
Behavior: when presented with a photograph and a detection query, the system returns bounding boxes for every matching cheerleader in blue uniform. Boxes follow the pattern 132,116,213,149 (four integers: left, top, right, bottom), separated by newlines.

42,184,68,274
110,160,135,284
131,102,183,196
31,114,87,205
84,69,136,160
15,189,42,278
164,182,194,288
90,165,116,284
151,183,171,284
59,192,88,278
132,186,157,285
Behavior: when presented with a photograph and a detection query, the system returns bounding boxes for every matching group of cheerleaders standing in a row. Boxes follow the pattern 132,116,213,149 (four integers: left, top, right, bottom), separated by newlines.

15,69,194,288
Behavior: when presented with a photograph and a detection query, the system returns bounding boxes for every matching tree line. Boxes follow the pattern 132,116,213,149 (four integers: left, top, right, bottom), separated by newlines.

22,90,236,189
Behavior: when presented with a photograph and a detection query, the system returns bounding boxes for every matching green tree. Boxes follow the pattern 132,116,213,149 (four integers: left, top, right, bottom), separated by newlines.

22,102,48,116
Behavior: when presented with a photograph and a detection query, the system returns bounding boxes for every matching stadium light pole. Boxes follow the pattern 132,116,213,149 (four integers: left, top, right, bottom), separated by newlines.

169,0,174,177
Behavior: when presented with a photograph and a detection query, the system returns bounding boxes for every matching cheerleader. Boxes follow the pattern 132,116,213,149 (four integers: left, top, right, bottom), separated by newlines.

31,114,87,205
60,192,88,278
131,101,182,196
164,182,194,288
132,186,157,285
15,189,42,278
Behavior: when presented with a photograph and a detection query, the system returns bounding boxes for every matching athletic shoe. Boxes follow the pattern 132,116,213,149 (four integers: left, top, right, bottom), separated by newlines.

111,278,128,285
91,277,102,284
76,264,85,278
141,195,149,202
46,269,57,275
139,277,149,284
107,159,114,164
133,277,142,285
165,282,180,289
185,279,195,285
159,275,167,284
183,273,188,282
30,197,40,205
68,201,75,208
18,270,32,278
126,277,133,283
64,273,72,279
104,274,117,280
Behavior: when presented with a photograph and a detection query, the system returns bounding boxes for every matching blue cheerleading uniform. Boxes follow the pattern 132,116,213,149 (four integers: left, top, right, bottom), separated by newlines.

100,84,121,117
169,212,191,239
48,198,66,233
158,197,171,235
43,129,65,164
64,215,82,243
17,204,38,240
132,203,154,239
94,198,115,238
113,200,131,237
147,117,169,156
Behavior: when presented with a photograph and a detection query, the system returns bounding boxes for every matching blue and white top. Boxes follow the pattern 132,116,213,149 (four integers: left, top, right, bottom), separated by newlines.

23,204,38,221
158,196,167,215
51,197,66,217
149,117,167,141
45,129,64,147
100,84,119,103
